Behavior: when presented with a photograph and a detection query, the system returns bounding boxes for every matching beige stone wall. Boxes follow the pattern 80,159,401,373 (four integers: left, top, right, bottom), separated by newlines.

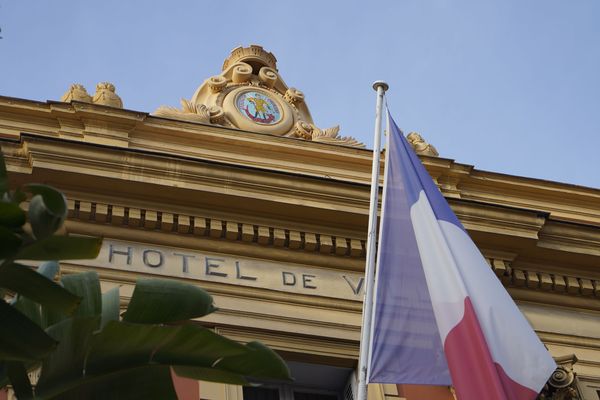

1,94,599,399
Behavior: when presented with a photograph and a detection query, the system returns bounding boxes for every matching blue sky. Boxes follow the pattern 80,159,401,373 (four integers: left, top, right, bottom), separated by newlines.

1,1,599,188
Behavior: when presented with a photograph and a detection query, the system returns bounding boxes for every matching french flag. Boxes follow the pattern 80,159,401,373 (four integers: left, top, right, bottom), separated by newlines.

367,113,555,399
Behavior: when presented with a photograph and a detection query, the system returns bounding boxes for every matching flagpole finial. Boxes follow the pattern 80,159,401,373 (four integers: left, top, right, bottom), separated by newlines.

372,80,389,92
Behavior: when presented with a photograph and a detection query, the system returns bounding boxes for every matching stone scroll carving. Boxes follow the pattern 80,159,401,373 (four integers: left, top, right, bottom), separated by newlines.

151,45,365,148
537,355,581,400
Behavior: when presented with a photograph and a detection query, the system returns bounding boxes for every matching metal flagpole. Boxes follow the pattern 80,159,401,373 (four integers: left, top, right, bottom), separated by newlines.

356,80,388,400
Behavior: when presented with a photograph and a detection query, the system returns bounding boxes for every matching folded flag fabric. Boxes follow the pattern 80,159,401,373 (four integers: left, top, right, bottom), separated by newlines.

367,113,555,400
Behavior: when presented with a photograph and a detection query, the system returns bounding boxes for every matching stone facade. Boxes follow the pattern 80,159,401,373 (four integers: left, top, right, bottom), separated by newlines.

1,46,599,400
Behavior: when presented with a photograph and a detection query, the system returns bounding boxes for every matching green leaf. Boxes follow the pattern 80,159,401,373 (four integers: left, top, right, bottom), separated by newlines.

0,300,57,361
0,363,7,389
36,316,99,396
42,303,70,329
62,271,101,319
37,261,71,328
25,184,67,239
0,226,21,259
0,150,7,195
9,188,26,205
12,295,41,327
123,278,216,324
47,365,177,400
216,341,292,381
24,184,67,215
16,235,102,261
100,287,120,329
0,202,26,228
0,263,80,314
86,322,180,374
6,361,33,400
86,322,246,375
173,365,248,385
152,324,247,366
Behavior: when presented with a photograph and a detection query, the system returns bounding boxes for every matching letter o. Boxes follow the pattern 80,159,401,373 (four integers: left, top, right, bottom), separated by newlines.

143,249,164,268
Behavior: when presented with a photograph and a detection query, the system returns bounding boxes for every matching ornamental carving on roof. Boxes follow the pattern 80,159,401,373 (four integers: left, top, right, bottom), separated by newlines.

153,45,364,148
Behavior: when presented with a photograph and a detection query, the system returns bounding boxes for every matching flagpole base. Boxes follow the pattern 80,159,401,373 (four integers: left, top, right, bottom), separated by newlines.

372,81,389,92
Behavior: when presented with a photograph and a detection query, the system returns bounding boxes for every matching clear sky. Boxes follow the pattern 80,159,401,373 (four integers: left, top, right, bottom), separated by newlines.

1,1,599,188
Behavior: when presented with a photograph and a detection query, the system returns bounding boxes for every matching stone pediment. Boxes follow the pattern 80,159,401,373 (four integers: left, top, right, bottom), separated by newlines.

154,45,364,148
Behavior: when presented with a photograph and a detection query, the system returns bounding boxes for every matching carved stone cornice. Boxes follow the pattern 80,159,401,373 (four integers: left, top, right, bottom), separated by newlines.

451,200,548,239
483,252,600,312
539,221,600,257
2,95,600,230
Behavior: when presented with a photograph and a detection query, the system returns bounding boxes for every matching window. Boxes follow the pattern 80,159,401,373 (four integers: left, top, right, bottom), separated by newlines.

242,361,354,400
243,387,339,400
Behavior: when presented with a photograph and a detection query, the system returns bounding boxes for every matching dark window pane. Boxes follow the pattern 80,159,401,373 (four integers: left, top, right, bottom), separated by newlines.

243,387,280,400
294,392,338,400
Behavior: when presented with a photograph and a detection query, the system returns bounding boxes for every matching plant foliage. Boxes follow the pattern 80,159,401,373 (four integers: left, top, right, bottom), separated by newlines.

0,150,291,399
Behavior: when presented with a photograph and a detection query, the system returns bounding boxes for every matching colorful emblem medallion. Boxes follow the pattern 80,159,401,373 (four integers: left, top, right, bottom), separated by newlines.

236,91,281,125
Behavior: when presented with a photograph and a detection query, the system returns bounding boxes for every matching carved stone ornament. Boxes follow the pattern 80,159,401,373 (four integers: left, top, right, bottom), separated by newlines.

60,84,93,103
537,354,581,400
92,82,123,108
153,45,364,148
407,131,439,157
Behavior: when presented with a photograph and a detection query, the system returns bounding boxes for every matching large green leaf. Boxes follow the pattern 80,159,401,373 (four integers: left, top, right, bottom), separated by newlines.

16,235,102,261
123,278,216,324
6,361,33,400
37,260,69,328
0,300,57,361
152,324,247,366
0,150,7,195
0,226,21,259
100,287,120,329
48,365,177,400
61,271,101,319
86,322,180,374
216,341,292,381
0,202,26,229
36,316,99,397
0,263,80,314
173,365,248,385
8,188,26,205
86,322,246,375
12,294,41,327
25,185,67,240
42,302,70,329
0,363,7,390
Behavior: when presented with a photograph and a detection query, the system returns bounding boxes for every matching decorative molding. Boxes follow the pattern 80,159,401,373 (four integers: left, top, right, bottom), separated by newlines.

538,355,581,400
451,200,547,239
222,44,278,71
484,255,599,299
63,195,600,304
154,99,211,124
66,197,366,259
150,45,365,147
538,221,600,257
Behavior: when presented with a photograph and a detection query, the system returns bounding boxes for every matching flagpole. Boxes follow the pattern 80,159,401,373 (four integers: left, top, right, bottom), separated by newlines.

357,80,388,400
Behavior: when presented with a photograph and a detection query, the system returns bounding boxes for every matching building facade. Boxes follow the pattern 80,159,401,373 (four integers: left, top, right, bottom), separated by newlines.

1,46,599,400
